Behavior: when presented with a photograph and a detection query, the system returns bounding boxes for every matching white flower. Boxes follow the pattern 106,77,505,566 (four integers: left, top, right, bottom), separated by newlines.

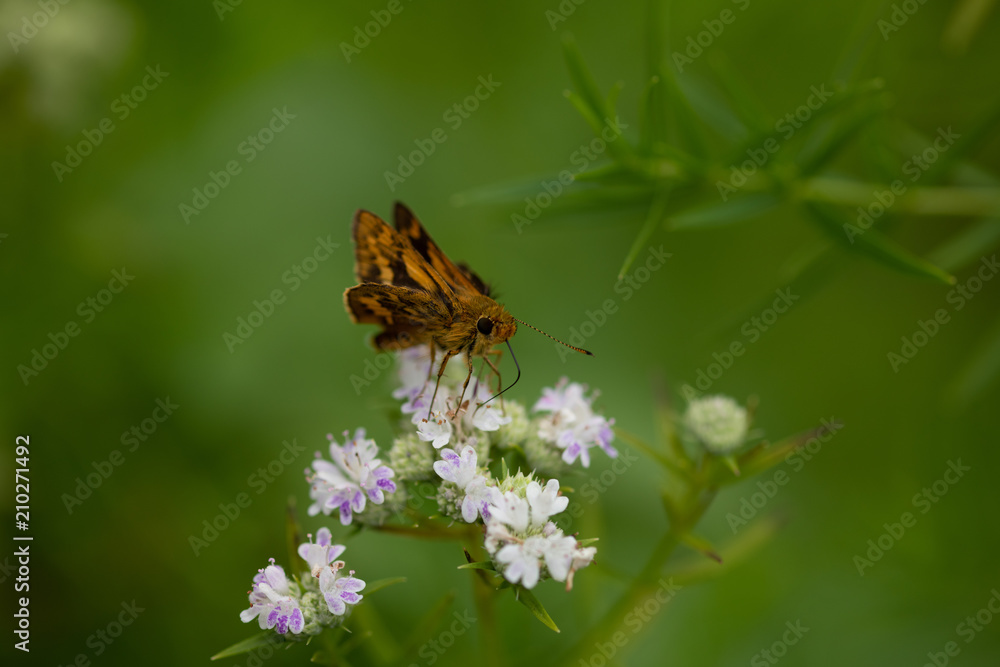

318,563,366,616
433,445,498,523
416,410,453,448
306,429,397,525
684,395,748,454
534,378,617,468
488,490,530,533
240,562,305,635
296,527,346,578
495,535,546,589
471,402,512,431
525,479,568,528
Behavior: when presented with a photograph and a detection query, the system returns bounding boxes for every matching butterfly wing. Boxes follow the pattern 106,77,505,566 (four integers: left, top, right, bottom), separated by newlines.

393,202,491,296
351,209,456,297
344,283,447,350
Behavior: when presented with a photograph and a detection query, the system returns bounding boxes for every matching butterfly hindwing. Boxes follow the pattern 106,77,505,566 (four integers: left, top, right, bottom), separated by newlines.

343,283,447,350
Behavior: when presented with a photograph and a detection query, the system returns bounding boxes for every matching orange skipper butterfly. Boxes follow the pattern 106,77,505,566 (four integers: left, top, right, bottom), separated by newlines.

344,203,592,416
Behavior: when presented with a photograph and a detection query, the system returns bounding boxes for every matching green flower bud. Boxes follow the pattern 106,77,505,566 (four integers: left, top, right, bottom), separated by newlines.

388,433,436,482
684,395,748,454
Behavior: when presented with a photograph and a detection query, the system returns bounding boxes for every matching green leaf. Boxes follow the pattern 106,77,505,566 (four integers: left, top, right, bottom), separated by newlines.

211,632,286,661
618,189,671,278
514,587,561,633
708,52,771,136
458,561,496,571
928,219,1000,272
562,35,610,125
400,592,456,661
921,97,1000,185
638,76,671,155
797,99,887,176
802,201,956,285
364,576,407,595
947,310,1000,407
679,532,722,563
670,192,781,230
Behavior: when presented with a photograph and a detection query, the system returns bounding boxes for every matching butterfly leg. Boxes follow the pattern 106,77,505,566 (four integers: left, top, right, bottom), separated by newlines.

415,344,437,401
455,349,476,416
427,348,458,419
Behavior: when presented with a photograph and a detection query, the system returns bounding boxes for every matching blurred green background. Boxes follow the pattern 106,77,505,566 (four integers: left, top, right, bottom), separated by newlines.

2,0,1000,665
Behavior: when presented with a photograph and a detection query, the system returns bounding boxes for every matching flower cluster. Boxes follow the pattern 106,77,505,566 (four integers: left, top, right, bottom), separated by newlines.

240,528,365,637
533,378,617,468
683,395,749,454
485,474,596,590
306,428,398,525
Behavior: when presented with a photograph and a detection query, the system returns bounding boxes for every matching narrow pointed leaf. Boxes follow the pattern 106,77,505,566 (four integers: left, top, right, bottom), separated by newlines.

211,633,285,660
562,35,610,122
364,576,407,596
618,189,671,278
922,97,1000,184
670,192,781,230
679,532,722,563
803,201,955,284
928,218,1000,272
458,561,496,571
947,311,1000,406
670,514,783,586
797,100,888,176
514,587,561,633
708,52,771,136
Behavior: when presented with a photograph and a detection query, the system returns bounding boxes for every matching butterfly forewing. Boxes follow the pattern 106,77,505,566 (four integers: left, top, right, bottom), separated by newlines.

392,203,491,296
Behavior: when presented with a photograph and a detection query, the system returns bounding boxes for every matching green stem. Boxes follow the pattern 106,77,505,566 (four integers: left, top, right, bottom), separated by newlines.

371,522,468,541
560,484,717,665
465,526,503,667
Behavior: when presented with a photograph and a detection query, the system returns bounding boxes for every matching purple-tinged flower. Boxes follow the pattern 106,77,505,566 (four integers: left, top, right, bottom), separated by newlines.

433,445,497,522
306,428,397,525
534,378,617,468
318,563,366,616
495,535,546,589
239,561,305,635
297,527,346,577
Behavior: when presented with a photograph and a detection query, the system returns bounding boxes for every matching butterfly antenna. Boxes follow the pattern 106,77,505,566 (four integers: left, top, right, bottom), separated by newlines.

479,341,522,409
512,316,594,356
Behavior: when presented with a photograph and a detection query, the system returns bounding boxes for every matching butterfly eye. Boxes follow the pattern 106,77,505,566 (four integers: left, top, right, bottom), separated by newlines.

477,317,494,335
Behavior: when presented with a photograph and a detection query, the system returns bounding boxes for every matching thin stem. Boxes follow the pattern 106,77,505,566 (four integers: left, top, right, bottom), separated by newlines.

371,522,468,541
560,483,717,665
465,525,502,667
